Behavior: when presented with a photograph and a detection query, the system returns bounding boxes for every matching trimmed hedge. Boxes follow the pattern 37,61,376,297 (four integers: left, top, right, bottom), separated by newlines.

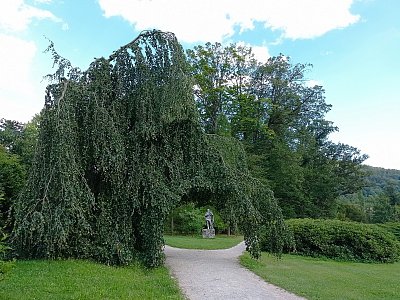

285,218,400,263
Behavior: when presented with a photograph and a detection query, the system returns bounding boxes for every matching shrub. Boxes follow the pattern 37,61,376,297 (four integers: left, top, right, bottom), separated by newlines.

165,203,203,235
165,203,228,235
0,230,14,280
285,218,400,263
378,222,400,241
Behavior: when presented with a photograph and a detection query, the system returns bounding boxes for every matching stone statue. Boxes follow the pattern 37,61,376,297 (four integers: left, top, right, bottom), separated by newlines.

205,209,214,230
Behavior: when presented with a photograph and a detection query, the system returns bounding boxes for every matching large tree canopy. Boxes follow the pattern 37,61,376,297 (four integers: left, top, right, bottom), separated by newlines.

12,31,283,267
187,44,368,218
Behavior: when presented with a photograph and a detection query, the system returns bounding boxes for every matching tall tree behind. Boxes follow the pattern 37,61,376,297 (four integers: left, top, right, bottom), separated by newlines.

188,47,368,218
186,43,258,135
0,116,39,232
0,116,40,170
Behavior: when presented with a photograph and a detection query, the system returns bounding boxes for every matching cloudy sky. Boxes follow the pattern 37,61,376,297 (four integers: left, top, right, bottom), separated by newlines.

0,0,399,169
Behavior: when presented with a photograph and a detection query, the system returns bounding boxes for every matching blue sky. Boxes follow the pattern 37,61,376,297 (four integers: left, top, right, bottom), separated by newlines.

0,0,399,169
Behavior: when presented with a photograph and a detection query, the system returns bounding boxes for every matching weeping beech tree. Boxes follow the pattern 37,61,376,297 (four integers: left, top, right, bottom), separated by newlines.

12,30,284,267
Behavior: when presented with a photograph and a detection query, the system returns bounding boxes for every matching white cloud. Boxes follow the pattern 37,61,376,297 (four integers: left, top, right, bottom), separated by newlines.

0,34,45,122
98,0,360,43
0,0,62,32
236,41,270,63
305,80,323,88
0,0,64,122
251,45,270,63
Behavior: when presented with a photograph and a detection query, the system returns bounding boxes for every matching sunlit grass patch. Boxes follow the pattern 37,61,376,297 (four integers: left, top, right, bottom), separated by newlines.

0,259,184,300
164,234,243,250
241,253,400,300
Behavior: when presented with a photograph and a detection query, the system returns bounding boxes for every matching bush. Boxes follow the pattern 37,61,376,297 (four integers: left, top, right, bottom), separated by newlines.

0,230,14,280
378,222,400,241
165,203,203,235
165,203,228,235
285,218,400,263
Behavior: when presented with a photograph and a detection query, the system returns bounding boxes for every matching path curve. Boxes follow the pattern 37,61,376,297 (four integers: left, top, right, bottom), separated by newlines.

164,242,306,300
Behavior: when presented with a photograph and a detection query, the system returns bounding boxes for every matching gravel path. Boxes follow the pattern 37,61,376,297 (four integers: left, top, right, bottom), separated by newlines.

164,242,306,300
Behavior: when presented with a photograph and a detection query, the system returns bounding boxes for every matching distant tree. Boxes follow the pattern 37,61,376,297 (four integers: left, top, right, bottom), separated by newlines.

371,194,393,223
0,146,25,232
241,55,366,217
385,182,400,206
186,42,231,134
0,115,40,170
337,202,366,222
340,168,400,223
186,42,258,135
0,119,24,153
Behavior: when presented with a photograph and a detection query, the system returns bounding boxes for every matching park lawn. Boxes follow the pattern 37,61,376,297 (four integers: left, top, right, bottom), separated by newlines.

164,234,243,249
0,259,184,300
240,253,400,300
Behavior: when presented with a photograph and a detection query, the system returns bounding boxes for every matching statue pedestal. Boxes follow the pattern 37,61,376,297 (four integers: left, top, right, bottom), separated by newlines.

202,228,215,238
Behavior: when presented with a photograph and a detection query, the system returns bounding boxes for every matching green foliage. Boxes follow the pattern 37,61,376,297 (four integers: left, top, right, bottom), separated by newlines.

0,260,183,299
0,146,26,231
166,203,204,235
0,116,39,233
285,218,400,262
339,166,400,223
371,194,395,223
186,42,257,135
0,116,40,170
188,45,368,219
12,30,284,267
0,231,14,280
339,171,400,223
336,202,366,222
378,222,400,241
363,166,400,197
165,203,227,235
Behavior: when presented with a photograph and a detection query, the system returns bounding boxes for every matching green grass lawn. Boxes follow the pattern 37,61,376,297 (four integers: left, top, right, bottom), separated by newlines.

164,234,243,249
240,253,400,300
0,259,184,300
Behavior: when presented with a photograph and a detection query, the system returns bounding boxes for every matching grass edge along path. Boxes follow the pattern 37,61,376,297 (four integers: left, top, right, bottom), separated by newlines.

0,259,184,300
240,252,400,300
164,234,243,249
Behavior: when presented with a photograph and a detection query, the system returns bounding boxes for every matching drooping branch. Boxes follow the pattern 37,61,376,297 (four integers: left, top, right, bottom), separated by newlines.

12,30,284,267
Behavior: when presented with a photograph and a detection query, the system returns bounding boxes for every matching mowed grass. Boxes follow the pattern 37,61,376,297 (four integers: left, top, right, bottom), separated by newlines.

240,253,400,300
0,259,184,300
164,234,243,249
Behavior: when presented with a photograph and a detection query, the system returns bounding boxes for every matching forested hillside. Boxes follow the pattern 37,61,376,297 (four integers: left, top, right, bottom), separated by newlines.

338,166,400,223
363,166,400,196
